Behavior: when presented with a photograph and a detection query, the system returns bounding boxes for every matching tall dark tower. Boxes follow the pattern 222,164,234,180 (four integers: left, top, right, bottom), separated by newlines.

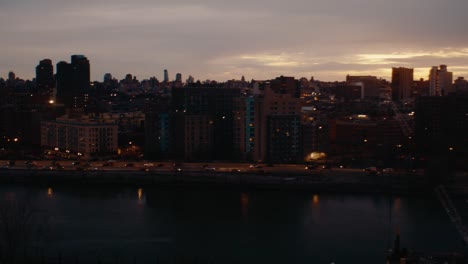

164,69,169,82
56,61,73,107
7,71,15,90
35,59,55,104
175,73,182,83
71,55,90,92
391,67,413,101
8,71,15,83
56,55,90,109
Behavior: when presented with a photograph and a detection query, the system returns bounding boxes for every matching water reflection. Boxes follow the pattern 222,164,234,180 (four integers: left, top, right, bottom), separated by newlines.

241,192,249,222
0,187,461,264
137,188,144,205
138,188,143,201
312,194,320,207
394,197,401,213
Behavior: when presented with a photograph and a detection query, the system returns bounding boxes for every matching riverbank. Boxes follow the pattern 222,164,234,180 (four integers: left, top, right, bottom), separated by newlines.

0,168,462,197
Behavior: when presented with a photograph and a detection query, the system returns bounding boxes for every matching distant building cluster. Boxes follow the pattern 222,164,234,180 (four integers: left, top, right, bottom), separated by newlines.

0,55,466,173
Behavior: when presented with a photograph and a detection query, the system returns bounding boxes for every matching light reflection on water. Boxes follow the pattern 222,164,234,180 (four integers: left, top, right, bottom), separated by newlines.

0,186,464,264
312,194,319,207
241,192,249,222
137,188,143,201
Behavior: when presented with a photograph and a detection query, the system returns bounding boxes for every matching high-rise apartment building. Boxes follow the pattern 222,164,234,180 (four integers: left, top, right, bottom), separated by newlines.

429,65,453,96
415,94,468,157
171,86,241,160
454,77,468,93
415,94,468,174
334,84,363,101
175,73,182,83
391,67,413,101
56,55,90,109
252,83,302,163
267,115,301,163
346,75,382,98
35,59,55,104
270,76,300,98
103,73,112,83
233,96,256,161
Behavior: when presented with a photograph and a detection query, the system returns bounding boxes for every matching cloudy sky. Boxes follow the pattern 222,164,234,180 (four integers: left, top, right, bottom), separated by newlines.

1,0,467,82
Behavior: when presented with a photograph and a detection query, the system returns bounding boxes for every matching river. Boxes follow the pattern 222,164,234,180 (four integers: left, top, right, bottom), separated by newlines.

0,185,465,263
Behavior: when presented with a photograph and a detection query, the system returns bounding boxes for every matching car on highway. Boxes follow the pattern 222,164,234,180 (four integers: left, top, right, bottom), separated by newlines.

305,164,318,170
382,168,394,173
364,167,379,175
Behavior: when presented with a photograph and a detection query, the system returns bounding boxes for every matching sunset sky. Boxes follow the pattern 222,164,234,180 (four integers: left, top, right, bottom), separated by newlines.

1,0,467,82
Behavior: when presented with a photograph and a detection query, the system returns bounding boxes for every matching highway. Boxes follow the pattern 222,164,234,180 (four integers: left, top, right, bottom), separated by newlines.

0,159,397,184
1,159,364,174
0,160,433,196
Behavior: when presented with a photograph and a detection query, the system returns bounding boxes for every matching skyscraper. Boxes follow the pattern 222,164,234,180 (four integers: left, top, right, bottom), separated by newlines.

164,69,169,82
35,59,55,104
8,71,15,81
7,71,15,89
103,73,112,83
175,73,182,83
454,77,468,93
429,65,453,96
56,55,90,109
391,67,413,101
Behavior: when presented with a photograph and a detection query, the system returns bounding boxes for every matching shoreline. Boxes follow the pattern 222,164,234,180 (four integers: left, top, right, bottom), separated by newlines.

1,168,463,197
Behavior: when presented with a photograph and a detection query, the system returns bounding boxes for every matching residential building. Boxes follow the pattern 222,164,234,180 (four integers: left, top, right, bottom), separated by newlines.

171,85,241,160
454,77,468,93
267,115,301,163
56,55,90,109
429,65,453,96
41,114,118,157
334,84,363,101
346,75,382,98
391,67,413,101
35,59,55,104
252,83,302,163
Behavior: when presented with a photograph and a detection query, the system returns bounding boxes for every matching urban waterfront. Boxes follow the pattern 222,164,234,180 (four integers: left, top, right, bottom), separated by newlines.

1,185,466,263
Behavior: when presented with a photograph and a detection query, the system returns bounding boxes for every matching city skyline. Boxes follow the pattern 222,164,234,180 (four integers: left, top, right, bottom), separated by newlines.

1,0,468,82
